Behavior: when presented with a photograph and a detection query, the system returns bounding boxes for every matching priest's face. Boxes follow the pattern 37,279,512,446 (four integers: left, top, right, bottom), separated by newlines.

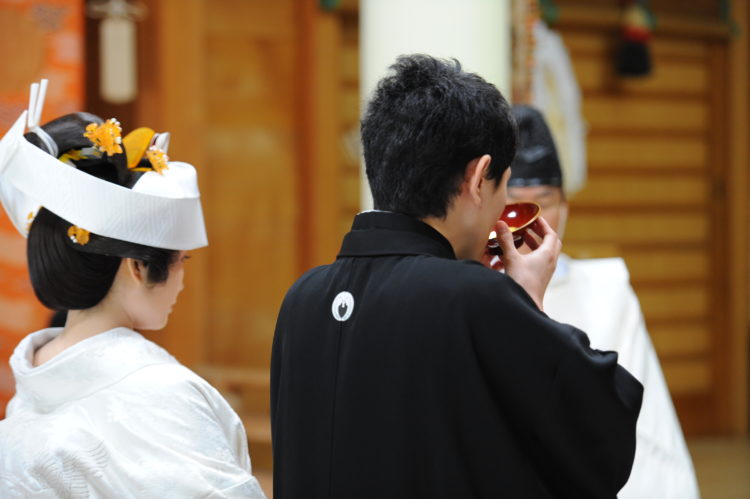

507,185,568,244
132,251,188,330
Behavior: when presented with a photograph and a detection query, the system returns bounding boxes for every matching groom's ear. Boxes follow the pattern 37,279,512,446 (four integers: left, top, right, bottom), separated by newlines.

461,154,492,205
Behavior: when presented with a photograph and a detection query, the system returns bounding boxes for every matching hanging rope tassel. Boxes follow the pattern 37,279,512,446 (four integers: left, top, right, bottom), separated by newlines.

616,0,655,77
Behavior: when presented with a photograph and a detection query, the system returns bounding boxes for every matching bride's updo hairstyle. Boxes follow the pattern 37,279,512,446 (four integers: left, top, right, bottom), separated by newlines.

25,113,177,311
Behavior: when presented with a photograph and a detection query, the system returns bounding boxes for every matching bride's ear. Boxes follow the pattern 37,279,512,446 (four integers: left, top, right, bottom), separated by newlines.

123,258,146,285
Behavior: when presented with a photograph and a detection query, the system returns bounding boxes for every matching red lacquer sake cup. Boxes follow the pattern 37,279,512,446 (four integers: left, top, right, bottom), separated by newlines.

486,202,542,256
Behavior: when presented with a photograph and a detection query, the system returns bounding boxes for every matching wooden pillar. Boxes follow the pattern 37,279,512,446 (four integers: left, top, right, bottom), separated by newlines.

296,1,344,270
728,0,749,435
137,0,209,366
359,0,513,209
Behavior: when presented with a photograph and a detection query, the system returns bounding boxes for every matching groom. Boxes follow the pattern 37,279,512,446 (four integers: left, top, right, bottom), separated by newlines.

271,54,642,498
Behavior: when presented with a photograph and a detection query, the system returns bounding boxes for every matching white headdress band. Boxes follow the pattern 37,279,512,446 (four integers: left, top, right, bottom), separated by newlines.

0,81,208,251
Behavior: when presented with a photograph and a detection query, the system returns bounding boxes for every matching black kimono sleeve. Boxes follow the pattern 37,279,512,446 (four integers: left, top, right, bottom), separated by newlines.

468,271,643,498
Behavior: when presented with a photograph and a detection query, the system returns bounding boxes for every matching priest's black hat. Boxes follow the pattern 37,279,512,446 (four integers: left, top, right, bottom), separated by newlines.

508,105,563,187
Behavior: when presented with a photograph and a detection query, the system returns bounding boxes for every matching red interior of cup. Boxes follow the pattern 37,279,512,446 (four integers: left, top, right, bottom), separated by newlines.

486,202,541,256
500,202,541,232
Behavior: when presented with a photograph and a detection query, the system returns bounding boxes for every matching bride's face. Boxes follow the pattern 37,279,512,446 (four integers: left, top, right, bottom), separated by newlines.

128,252,188,331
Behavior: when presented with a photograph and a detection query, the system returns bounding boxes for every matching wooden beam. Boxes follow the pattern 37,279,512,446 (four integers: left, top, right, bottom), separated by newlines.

727,0,749,436
296,1,344,271
137,0,208,366
555,4,732,39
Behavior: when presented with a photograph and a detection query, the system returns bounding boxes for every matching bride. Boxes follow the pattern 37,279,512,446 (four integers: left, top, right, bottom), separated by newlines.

0,81,265,498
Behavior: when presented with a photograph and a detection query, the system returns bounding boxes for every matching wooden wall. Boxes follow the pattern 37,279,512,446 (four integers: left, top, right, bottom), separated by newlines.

0,0,85,418
338,9,362,237
554,0,748,435
103,0,358,472
122,0,306,373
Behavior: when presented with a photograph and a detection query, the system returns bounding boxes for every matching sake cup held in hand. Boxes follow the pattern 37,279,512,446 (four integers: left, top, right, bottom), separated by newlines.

487,202,542,256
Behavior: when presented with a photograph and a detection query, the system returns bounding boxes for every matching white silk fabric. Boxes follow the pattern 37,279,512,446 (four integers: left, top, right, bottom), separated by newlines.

531,20,588,197
0,328,265,498
544,255,699,499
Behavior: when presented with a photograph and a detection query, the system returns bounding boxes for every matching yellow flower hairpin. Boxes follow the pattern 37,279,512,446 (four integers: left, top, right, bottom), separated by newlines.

68,225,91,245
83,118,123,156
145,146,169,174
122,127,170,175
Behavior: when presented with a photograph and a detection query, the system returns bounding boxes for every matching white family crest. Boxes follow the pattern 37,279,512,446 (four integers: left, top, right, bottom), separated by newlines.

332,291,354,322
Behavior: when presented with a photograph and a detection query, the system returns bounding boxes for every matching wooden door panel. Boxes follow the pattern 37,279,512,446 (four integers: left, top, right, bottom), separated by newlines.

650,322,711,358
583,97,707,132
573,175,708,206
559,21,734,433
624,249,708,283
565,212,708,244
587,136,707,170
572,56,708,95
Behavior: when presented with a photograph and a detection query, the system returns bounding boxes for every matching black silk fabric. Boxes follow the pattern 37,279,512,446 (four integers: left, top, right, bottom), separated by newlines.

271,211,643,499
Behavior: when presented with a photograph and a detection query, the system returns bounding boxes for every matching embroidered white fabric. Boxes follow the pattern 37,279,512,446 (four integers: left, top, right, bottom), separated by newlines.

0,328,266,498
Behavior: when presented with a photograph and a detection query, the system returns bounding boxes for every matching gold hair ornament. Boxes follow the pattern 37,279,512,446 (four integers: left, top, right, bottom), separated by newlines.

83,118,123,156
123,127,170,175
68,225,91,245
144,146,169,174
25,211,36,235
58,149,86,165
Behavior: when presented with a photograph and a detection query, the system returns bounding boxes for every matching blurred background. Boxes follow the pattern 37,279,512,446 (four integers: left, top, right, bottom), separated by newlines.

0,0,748,496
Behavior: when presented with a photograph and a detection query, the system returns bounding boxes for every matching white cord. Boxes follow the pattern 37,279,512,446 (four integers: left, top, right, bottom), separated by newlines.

25,79,58,157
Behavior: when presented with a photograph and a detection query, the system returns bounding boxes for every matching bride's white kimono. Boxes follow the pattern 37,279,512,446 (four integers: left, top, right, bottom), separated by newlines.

0,327,266,498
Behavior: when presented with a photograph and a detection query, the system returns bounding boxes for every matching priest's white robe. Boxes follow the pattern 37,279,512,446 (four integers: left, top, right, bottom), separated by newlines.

0,327,266,498
544,255,700,499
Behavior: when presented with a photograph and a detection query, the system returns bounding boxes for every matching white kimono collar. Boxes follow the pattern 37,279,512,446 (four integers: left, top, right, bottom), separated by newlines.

10,327,176,413
549,253,572,287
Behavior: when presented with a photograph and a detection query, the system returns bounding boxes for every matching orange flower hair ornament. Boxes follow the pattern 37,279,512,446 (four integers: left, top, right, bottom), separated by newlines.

67,225,91,245
145,146,169,174
123,127,170,175
83,118,123,156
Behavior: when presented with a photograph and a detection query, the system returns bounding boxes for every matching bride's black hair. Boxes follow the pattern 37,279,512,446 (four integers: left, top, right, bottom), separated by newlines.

25,113,178,311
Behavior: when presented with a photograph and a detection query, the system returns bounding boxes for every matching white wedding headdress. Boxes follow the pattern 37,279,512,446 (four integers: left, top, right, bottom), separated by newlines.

0,80,207,250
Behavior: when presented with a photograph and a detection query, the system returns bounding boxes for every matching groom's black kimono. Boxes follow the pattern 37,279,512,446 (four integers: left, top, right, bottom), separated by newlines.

271,211,642,499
